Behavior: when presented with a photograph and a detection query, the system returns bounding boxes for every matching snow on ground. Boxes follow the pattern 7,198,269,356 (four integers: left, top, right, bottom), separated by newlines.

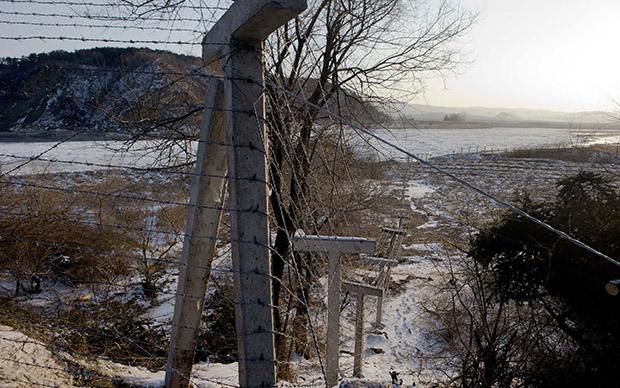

0,322,240,387
415,220,438,230
289,255,446,387
345,257,444,386
406,181,435,199
95,359,238,387
0,325,74,387
402,243,442,253
3,154,619,387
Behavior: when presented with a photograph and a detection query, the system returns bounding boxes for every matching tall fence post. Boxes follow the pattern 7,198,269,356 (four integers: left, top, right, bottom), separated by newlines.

225,40,276,387
326,248,341,386
165,79,229,387
166,1,307,387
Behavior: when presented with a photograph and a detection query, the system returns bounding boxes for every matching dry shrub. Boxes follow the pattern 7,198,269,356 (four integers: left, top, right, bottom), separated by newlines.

0,294,168,371
426,257,546,388
55,297,168,369
119,203,187,297
0,184,133,295
0,172,193,375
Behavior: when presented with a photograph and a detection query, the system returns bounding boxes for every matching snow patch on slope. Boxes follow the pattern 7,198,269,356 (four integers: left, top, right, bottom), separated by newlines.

95,359,238,387
0,325,73,387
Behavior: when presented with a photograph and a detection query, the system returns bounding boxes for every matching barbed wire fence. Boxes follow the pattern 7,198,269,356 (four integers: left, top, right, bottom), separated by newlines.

1,1,620,387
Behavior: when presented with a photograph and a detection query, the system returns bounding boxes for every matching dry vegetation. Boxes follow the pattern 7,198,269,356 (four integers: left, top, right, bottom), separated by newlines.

0,170,190,372
3,140,619,386
502,143,620,164
0,147,415,382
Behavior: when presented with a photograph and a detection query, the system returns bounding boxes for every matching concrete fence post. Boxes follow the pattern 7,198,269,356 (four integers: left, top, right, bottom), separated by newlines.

166,1,307,387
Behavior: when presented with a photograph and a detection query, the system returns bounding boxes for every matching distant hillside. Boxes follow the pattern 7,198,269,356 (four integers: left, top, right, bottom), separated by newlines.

398,102,617,127
495,112,520,121
0,48,207,134
0,48,386,136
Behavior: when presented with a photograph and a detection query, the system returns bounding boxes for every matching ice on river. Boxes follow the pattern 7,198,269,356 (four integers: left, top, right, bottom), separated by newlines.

2,127,620,176
0,139,192,176
363,127,620,160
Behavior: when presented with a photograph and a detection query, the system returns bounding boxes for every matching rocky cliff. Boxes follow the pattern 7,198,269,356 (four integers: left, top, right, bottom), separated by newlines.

0,47,207,134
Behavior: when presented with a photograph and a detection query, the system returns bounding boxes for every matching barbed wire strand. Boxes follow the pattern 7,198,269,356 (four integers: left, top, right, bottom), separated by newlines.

0,10,217,23
269,81,620,269
0,35,204,45
0,0,228,11
0,18,205,33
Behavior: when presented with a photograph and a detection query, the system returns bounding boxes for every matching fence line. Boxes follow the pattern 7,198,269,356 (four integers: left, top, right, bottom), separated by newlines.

0,4,619,387
0,10,218,23
0,0,228,12
269,80,620,269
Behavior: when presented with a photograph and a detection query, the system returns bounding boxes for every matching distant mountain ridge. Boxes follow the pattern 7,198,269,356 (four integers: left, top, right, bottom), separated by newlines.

399,102,615,126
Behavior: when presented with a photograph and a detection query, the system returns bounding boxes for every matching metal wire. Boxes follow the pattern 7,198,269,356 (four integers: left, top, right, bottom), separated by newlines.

0,18,205,33
0,0,228,11
269,80,620,269
0,10,216,23
0,35,204,45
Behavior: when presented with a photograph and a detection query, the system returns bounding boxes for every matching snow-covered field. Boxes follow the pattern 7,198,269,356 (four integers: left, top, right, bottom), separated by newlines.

1,130,620,386
0,139,189,176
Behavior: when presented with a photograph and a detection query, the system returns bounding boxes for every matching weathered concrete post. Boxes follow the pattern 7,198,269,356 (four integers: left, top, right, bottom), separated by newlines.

326,247,341,386
293,235,376,387
374,280,385,327
165,1,307,387
353,292,365,378
165,78,229,387
342,279,383,378
374,225,405,327
207,2,307,387
226,40,277,387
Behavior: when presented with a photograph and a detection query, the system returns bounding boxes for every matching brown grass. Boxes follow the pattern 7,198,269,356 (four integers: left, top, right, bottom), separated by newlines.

503,144,620,164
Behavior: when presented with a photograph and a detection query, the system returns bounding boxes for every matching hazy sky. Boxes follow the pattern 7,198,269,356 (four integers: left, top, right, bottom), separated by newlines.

422,0,620,112
2,0,620,112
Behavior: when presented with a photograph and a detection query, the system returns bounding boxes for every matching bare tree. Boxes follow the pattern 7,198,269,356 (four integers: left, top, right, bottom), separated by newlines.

263,0,475,345
107,0,475,355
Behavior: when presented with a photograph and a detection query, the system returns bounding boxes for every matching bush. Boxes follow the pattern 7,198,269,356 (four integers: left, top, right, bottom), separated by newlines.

56,296,168,369
0,184,133,295
457,171,620,387
0,295,168,370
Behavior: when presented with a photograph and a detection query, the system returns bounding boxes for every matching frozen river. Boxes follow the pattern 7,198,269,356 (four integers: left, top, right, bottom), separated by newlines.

1,127,619,175
366,127,620,160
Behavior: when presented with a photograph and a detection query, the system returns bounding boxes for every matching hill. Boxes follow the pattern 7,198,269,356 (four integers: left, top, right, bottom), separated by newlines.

398,102,616,128
0,47,207,134
0,48,388,137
